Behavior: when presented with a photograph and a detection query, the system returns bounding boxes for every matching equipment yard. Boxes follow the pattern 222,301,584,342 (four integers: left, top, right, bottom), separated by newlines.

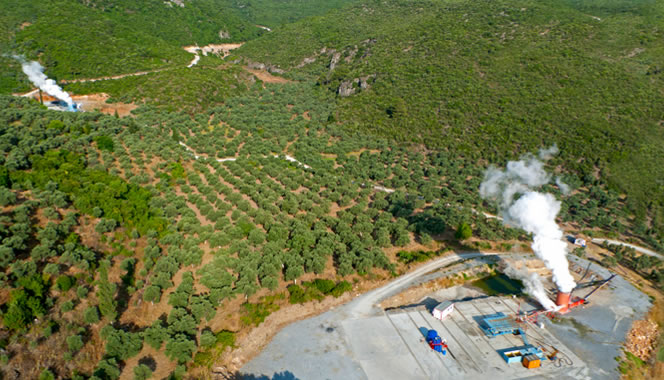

346,298,585,379
240,255,651,380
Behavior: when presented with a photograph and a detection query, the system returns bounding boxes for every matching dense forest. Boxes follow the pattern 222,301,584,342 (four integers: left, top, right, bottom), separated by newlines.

0,0,663,378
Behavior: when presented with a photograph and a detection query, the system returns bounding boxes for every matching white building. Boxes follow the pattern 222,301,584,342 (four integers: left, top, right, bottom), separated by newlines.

432,301,454,321
574,238,587,247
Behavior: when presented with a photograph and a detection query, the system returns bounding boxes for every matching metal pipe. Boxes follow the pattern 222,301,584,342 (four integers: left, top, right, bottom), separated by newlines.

583,274,616,300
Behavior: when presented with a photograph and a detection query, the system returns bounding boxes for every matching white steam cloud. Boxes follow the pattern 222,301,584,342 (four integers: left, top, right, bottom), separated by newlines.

14,56,73,106
480,147,576,293
555,176,571,195
538,144,559,160
503,264,556,310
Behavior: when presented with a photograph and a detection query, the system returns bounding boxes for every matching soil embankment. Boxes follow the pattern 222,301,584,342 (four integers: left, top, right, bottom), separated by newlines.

18,91,136,116
244,68,291,84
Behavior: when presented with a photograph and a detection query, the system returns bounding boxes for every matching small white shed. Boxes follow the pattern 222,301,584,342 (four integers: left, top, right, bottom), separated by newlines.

432,301,455,321
574,238,587,247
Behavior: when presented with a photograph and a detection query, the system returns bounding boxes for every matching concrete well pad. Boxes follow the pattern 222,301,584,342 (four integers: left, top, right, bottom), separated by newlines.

241,255,650,380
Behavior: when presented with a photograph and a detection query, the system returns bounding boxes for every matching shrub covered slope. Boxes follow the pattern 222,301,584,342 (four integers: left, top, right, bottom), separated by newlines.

236,0,664,239
0,0,663,378
0,0,359,93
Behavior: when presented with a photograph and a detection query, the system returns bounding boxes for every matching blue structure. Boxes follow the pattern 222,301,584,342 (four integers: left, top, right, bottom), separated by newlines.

497,345,544,364
479,312,523,338
478,313,545,364
426,329,447,355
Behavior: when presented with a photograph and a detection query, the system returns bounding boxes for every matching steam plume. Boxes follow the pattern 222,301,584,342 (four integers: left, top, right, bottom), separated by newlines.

555,176,571,195
14,56,73,106
538,144,559,160
480,148,576,293
503,264,556,310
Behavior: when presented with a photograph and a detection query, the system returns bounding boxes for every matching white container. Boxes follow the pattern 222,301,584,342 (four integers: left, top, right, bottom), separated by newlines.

432,301,454,321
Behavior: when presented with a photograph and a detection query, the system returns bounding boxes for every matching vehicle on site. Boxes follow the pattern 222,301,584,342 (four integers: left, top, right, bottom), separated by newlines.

426,329,448,355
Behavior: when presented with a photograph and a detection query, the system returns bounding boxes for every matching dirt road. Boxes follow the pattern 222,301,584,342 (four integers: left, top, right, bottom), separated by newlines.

591,238,663,259
346,251,492,318
60,68,172,84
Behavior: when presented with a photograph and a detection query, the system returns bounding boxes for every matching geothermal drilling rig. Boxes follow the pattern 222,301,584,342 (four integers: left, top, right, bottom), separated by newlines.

554,274,616,314
515,273,616,325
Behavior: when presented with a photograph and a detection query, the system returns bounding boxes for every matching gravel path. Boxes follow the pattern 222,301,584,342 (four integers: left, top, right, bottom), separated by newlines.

591,238,663,259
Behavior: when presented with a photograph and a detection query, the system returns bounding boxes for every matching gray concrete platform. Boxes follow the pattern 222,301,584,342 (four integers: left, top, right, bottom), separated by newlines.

241,295,595,380
240,254,650,380
341,297,589,380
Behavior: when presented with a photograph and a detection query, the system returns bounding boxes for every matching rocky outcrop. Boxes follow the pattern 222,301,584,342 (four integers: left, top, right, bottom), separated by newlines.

345,46,358,63
338,80,356,97
329,51,341,71
359,74,375,90
296,39,376,71
166,0,185,7
296,56,317,68
247,61,285,74
219,30,230,39
248,62,266,70
337,74,376,97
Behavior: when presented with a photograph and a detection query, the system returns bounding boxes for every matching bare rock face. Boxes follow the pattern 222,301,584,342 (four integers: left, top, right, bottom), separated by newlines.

247,60,285,74
296,57,317,68
165,0,185,7
345,46,359,63
248,62,266,70
219,30,230,39
338,74,376,97
338,80,357,97
359,74,376,90
329,52,341,71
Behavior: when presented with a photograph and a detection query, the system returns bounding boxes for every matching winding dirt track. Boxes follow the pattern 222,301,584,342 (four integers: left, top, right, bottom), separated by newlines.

60,68,172,84
591,238,663,259
62,43,245,84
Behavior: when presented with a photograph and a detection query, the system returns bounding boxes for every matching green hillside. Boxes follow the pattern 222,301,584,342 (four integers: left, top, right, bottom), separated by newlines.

237,0,664,239
229,0,359,27
0,0,261,92
0,0,363,93
0,0,663,378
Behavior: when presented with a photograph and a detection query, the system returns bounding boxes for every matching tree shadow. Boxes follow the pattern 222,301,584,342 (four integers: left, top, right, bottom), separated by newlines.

385,294,492,314
138,355,157,372
387,296,441,313
388,198,415,219
116,259,136,319
408,212,447,236
114,321,142,333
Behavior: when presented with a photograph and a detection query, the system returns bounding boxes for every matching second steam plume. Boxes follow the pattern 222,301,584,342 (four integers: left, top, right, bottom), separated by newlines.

503,265,556,310
15,56,74,108
480,146,576,306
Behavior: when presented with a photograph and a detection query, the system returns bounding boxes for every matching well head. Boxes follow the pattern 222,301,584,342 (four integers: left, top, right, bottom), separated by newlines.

555,291,571,313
